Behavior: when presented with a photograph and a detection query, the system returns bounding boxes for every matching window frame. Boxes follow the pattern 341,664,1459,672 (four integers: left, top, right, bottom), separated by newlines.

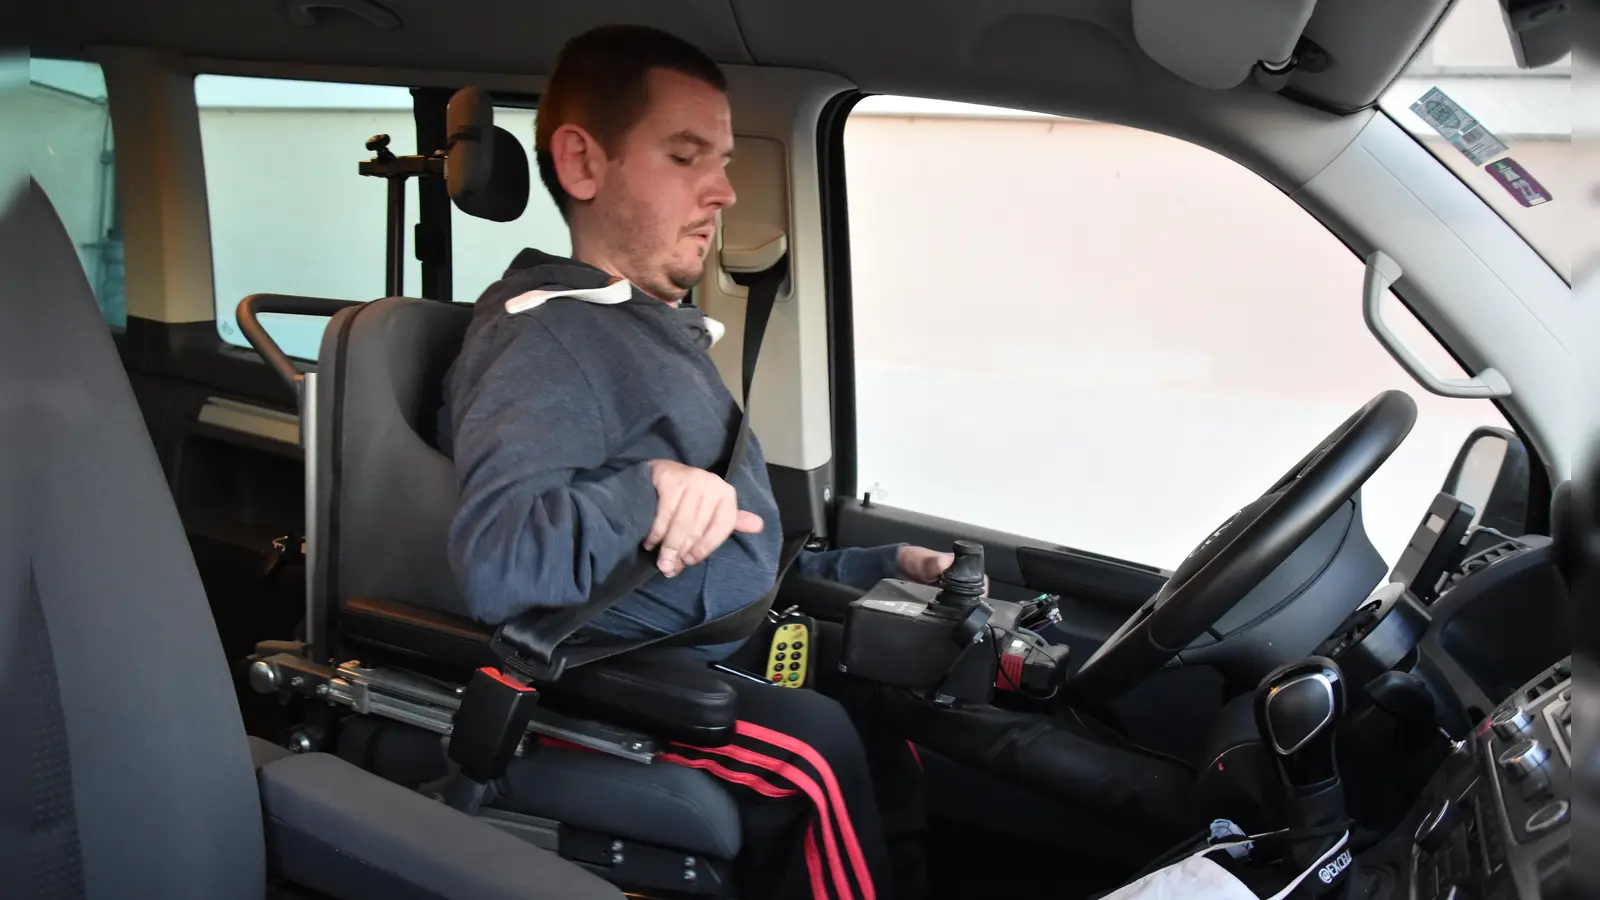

1373,107,1570,288
817,91,1551,539
27,54,128,333
195,72,434,363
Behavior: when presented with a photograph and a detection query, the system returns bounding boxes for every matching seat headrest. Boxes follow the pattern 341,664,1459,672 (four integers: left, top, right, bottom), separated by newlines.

446,87,529,222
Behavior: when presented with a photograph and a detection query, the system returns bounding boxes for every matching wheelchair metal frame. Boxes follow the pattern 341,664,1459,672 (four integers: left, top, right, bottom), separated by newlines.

247,652,662,765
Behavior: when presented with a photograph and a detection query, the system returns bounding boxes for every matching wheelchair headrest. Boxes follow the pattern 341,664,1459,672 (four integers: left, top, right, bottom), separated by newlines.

446,87,529,222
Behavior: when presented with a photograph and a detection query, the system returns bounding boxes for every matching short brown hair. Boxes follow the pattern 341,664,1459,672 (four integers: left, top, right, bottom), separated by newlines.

535,25,728,218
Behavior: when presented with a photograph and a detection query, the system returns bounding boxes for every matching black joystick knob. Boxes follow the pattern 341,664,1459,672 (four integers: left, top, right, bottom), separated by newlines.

935,540,987,609
1255,656,1348,829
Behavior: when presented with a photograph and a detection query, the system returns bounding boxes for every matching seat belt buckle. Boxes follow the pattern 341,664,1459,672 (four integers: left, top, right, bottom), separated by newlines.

448,667,540,785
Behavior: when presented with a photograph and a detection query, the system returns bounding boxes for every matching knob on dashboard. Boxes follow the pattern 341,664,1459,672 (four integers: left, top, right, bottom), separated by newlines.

1497,738,1550,781
1490,706,1533,742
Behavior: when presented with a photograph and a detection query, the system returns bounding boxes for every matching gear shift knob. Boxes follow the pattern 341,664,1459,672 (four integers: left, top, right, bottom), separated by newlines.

1255,656,1347,833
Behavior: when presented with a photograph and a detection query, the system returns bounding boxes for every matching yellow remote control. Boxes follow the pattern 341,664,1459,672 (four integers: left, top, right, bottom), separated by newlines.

766,621,809,688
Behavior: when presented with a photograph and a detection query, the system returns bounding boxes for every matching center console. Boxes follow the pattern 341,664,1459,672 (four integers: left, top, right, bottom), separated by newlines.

1342,656,1572,900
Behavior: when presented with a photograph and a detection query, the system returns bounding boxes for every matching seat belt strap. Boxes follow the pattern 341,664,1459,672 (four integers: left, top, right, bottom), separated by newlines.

492,255,789,680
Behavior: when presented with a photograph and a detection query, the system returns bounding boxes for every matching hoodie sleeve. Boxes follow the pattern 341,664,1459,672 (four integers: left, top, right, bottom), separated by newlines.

446,319,660,624
793,544,907,591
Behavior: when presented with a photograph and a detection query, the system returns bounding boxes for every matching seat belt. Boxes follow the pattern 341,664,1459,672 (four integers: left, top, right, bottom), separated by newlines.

491,255,790,681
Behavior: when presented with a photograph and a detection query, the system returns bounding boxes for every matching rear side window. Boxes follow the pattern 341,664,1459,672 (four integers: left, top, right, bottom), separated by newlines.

198,75,420,361
26,58,126,328
199,83,569,361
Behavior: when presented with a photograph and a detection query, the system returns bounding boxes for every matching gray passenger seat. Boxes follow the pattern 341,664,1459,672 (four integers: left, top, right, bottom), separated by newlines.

3,177,622,900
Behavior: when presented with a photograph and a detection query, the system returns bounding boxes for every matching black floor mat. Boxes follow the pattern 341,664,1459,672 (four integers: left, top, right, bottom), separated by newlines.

927,815,1128,900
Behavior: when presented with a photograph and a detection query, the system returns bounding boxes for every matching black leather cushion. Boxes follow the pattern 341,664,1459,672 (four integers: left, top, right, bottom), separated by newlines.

543,647,737,746
316,298,475,626
341,595,499,671
451,125,529,223
340,597,737,745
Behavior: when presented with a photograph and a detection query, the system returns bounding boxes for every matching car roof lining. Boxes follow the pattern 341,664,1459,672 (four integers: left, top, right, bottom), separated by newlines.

37,0,1447,200
38,0,1452,113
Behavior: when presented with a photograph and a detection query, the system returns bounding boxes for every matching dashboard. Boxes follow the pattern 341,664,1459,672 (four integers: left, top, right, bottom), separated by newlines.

1320,495,1573,900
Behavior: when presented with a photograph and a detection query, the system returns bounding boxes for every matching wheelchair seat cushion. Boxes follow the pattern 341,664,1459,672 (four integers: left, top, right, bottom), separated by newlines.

339,717,743,860
340,597,738,745
499,745,743,859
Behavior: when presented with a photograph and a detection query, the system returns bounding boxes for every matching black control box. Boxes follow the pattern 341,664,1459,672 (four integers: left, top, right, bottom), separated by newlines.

840,541,1033,706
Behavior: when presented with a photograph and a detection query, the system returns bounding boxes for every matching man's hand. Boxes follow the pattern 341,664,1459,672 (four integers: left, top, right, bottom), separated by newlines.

645,460,764,577
897,545,989,591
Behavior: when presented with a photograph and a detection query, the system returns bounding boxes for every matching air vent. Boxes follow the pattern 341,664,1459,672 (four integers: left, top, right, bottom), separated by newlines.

1524,669,1564,705
1437,541,1522,596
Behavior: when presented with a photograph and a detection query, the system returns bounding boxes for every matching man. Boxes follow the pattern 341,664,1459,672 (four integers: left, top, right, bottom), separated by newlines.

440,23,935,900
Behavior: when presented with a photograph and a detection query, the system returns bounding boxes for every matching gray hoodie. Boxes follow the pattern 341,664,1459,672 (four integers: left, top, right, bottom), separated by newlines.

439,249,901,660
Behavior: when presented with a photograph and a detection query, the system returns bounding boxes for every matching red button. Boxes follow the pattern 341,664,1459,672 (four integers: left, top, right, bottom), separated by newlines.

772,673,784,681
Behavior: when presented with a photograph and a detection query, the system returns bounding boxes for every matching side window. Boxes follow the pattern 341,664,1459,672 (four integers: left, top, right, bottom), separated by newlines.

843,98,1509,570
198,75,420,360
450,106,570,303
27,58,127,328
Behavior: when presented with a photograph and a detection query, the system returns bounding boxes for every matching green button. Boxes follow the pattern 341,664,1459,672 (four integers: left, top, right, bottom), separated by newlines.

787,672,800,682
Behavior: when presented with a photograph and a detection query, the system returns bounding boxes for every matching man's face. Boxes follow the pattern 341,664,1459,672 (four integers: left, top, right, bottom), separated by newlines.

586,68,736,301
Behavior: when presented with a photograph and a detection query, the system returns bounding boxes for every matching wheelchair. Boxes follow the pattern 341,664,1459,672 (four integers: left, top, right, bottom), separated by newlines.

242,88,806,898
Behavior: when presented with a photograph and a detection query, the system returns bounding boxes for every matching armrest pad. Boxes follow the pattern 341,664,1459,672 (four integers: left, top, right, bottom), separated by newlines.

341,596,499,671
540,647,738,746
257,752,621,900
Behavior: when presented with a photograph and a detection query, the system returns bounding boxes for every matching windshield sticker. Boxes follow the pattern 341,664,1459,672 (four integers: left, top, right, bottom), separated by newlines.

1410,87,1510,166
1484,158,1552,208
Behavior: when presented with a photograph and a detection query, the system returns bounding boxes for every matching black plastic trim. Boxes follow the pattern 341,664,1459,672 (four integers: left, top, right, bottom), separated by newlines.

1017,546,1165,612
115,317,299,409
412,87,455,302
767,461,832,539
316,302,362,663
818,89,866,503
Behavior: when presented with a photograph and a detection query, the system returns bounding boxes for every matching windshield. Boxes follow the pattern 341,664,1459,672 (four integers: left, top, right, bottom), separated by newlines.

1378,0,1572,282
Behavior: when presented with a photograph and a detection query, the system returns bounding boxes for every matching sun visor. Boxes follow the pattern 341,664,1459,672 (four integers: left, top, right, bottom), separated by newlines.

718,222,788,276
1132,0,1320,90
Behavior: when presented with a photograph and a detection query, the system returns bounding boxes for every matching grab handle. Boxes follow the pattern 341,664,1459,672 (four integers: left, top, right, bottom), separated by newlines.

236,294,363,398
1362,251,1511,399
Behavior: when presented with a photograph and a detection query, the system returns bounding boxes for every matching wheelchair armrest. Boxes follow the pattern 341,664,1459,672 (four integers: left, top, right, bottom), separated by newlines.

256,751,621,900
341,596,500,671
541,647,738,746
338,597,738,746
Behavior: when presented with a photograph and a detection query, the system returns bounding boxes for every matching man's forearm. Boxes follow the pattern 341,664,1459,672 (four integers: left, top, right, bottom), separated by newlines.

793,544,905,591
448,460,659,623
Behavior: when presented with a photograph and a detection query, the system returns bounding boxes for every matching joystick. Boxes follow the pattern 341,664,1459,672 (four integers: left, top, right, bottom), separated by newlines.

935,540,988,610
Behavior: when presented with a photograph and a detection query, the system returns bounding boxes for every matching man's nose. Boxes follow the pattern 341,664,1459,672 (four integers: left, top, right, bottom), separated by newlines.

706,170,736,210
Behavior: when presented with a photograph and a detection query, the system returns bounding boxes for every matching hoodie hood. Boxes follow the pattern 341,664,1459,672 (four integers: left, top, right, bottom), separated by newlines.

499,248,725,349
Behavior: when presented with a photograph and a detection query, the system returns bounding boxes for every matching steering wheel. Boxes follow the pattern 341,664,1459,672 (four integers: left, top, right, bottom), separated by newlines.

1068,390,1417,706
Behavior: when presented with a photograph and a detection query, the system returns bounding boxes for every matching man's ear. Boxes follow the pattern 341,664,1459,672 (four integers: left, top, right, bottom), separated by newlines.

549,123,604,204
